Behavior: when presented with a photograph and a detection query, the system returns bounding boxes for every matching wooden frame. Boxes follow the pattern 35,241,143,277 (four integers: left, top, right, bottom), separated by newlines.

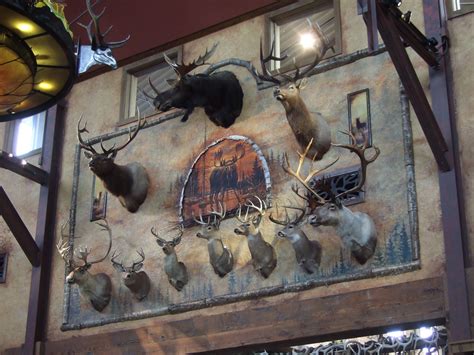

347,88,372,147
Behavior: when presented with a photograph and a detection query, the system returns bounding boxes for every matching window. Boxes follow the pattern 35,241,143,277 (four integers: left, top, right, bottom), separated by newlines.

120,48,181,125
266,0,341,72
446,0,474,18
3,111,46,157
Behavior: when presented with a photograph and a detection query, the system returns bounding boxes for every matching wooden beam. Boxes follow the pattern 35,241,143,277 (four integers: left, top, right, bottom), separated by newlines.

0,151,48,185
358,0,379,52
38,277,445,354
368,1,450,171
23,105,65,355
0,187,40,267
423,0,471,343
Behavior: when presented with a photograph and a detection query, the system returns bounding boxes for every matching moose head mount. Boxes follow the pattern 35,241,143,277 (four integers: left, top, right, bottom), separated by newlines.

284,132,380,264
77,0,130,74
269,204,322,274
145,43,244,128
77,116,149,213
194,203,234,277
255,20,333,160
57,219,113,312
151,225,188,291
111,249,151,301
234,196,277,278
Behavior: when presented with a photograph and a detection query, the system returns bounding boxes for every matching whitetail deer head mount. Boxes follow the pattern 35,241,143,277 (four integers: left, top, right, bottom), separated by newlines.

255,19,333,160
234,196,277,278
111,249,150,301
151,225,188,291
77,116,149,213
77,0,130,74
144,43,243,128
194,202,234,277
284,132,380,264
57,219,113,312
269,205,321,274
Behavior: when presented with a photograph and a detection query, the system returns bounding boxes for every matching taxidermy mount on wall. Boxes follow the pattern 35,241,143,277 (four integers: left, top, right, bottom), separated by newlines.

234,197,277,278
111,249,151,301
255,20,333,160
57,219,113,312
284,132,380,264
150,225,188,291
269,204,322,274
77,116,149,213
145,43,244,128
77,0,131,74
194,203,234,277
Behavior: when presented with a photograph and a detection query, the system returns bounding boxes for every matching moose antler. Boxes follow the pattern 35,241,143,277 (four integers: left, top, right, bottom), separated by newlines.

78,0,130,49
332,130,380,200
164,42,219,78
283,138,339,204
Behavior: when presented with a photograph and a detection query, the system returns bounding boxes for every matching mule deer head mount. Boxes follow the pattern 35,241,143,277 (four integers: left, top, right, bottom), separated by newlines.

150,225,188,291
77,0,131,74
194,202,234,277
57,219,113,312
77,115,149,213
111,248,151,301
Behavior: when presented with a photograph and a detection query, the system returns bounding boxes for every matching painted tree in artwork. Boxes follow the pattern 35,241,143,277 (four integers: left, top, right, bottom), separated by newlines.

398,223,412,262
251,156,265,186
385,236,398,265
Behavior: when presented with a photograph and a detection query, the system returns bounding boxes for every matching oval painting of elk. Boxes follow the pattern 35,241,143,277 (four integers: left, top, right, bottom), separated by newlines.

179,135,271,227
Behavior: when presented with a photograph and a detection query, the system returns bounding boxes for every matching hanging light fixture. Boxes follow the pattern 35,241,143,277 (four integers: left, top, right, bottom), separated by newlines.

0,0,76,122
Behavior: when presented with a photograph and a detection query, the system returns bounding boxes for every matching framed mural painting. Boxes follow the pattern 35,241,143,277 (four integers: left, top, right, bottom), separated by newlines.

179,135,271,227
347,88,372,146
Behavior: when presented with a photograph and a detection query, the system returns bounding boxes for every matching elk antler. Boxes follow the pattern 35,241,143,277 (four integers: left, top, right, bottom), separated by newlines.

283,138,339,204
78,0,130,49
255,38,287,85
164,42,219,78
331,130,380,200
77,116,99,155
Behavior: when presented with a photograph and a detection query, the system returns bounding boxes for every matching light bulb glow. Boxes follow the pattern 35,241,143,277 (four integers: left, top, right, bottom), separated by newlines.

419,327,433,339
17,22,34,33
299,32,316,49
37,82,54,91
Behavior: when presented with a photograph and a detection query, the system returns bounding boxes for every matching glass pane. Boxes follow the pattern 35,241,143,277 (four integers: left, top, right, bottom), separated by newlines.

133,58,177,118
12,111,45,156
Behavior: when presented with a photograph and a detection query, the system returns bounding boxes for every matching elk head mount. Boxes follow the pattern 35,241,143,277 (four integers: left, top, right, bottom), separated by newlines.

111,249,151,301
76,0,130,74
255,20,333,160
145,43,244,128
151,225,188,291
284,132,380,264
269,205,322,274
234,197,277,278
194,203,234,277
57,219,113,312
77,116,149,213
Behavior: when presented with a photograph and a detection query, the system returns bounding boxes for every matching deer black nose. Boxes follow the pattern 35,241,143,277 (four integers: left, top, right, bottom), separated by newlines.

277,231,285,238
308,215,319,226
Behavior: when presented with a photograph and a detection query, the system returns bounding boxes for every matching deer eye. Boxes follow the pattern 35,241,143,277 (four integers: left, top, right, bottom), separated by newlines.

289,225,294,229
329,204,337,211
289,85,295,90
207,226,212,231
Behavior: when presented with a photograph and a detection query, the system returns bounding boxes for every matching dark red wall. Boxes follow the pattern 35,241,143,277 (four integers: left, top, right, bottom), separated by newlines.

65,0,288,64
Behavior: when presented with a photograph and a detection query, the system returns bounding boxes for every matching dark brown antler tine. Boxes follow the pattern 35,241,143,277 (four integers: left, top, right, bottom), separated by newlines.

77,116,98,154
148,77,161,95
112,115,146,154
257,38,284,85
268,204,290,226
281,205,306,225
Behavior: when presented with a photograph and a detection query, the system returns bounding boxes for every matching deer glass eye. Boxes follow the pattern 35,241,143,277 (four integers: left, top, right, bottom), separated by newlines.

289,225,294,229
207,226,212,231
289,85,295,90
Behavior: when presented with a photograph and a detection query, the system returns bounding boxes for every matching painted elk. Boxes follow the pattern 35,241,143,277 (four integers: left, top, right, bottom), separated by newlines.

57,219,113,312
234,197,277,278
255,20,333,160
145,43,244,128
77,0,130,74
151,225,188,291
111,249,151,301
284,132,380,264
77,116,149,213
269,205,322,274
194,203,234,277
209,143,245,203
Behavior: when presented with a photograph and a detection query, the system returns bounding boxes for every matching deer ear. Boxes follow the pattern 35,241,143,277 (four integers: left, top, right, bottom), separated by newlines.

133,263,144,272
297,77,308,90
83,151,93,159
253,214,262,226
